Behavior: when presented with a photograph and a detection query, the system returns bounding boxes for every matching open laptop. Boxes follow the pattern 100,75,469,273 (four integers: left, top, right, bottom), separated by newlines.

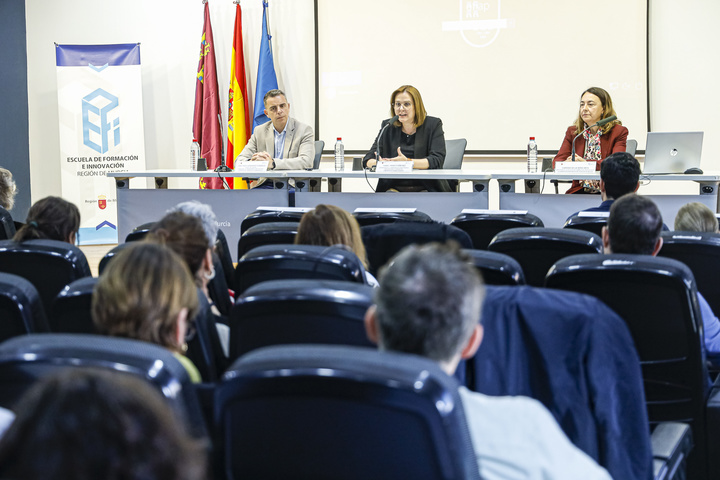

642,132,703,174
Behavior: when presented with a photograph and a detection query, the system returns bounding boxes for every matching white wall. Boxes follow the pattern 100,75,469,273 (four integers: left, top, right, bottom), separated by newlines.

24,0,720,200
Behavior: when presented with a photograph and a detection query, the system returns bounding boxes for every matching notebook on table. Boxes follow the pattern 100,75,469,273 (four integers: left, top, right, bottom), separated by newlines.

642,132,703,174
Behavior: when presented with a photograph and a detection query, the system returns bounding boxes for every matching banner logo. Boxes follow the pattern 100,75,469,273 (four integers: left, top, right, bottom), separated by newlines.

82,88,120,154
442,1,513,48
98,194,107,210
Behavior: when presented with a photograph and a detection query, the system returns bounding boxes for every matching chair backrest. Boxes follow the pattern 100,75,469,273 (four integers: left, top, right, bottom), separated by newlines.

658,231,720,319
207,252,233,317
313,140,325,169
185,290,224,382
50,276,97,333
361,221,473,276
450,212,544,250
471,285,651,479
0,272,49,341
563,213,608,237
0,333,207,438
215,344,480,480
487,227,602,286
229,279,375,362
98,242,132,275
0,239,92,314
545,254,709,476
353,210,433,227
236,221,299,260
462,249,525,285
627,138,638,157
214,228,235,288
125,221,156,242
234,244,367,294
240,209,305,235
443,138,467,170
0,206,16,240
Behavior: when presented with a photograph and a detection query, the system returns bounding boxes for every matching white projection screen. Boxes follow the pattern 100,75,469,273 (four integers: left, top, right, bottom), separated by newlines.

317,0,648,153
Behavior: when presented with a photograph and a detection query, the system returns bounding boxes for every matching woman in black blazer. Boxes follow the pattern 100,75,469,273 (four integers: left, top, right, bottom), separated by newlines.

363,85,451,192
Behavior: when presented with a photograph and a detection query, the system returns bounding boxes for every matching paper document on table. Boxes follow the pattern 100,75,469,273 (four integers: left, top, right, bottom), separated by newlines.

375,161,414,173
555,161,597,174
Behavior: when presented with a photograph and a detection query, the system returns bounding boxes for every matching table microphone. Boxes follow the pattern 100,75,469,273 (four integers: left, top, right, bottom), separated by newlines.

571,115,617,161
372,115,399,166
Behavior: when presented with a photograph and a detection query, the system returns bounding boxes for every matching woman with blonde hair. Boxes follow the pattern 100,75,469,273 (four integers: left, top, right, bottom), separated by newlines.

553,87,629,194
92,242,201,382
295,204,377,286
674,202,719,232
0,168,17,211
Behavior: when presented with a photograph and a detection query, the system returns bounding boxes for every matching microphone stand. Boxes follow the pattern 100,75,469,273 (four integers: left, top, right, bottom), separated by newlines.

215,113,232,173
373,115,399,168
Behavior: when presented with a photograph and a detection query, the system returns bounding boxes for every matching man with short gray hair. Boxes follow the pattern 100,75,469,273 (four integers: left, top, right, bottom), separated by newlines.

364,242,611,480
235,89,314,188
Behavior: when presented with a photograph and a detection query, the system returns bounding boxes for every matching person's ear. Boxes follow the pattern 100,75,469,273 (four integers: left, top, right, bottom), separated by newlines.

633,181,640,193
651,236,664,257
364,305,380,345
460,324,483,360
602,226,611,253
203,249,213,272
175,307,189,348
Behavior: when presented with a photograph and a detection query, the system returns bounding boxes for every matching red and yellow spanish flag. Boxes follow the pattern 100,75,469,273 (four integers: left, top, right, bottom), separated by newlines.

193,1,224,189
227,3,251,189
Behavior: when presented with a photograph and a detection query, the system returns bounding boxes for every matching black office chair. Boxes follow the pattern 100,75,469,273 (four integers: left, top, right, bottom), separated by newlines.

236,221,299,259
444,138,467,192
50,276,97,333
207,252,233,317
353,210,433,227
0,333,207,439
229,279,375,363
470,285,662,479
462,249,525,285
658,231,720,320
234,244,367,294
240,209,305,235
487,227,602,287
214,229,235,289
125,221,156,242
98,242,132,275
0,272,49,341
564,212,608,237
313,140,325,169
361,221,473,276
214,344,481,480
0,239,92,315
0,206,16,240
545,254,714,478
450,212,544,250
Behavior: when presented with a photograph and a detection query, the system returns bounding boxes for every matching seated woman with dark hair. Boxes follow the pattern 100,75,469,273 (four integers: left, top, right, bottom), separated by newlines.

295,204,378,286
92,242,201,382
0,369,206,480
13,196,80,244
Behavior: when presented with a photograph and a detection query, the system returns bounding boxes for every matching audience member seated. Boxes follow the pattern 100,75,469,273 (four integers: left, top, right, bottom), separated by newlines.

0,369,205,480
13,196,79,244
567,151,640,220
0,168,17,213
603,194,720,363
91,242,202,382
675,202,719,232
363,241,611,479
145,211,229,359
295,204,378,286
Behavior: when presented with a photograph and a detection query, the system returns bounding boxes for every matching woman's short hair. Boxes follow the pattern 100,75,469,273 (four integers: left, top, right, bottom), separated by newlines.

674,202,719,232
168,201,218,247
13,196,80,243
0,168,17,211
92,242,199,353
389,85,427,128
295,204,369,268
573,86,622,135
146,211,210,280
0,368,206,480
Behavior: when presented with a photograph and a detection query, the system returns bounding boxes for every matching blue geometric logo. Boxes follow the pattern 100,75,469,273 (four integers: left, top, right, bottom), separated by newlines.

82,88,120,154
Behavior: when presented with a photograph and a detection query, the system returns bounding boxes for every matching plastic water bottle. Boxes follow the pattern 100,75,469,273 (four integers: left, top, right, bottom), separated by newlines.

334,137,345,171
527,137,538,173
190,138,200,171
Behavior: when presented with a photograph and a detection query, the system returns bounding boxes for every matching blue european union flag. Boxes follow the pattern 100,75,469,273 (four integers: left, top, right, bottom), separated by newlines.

252,1,279,131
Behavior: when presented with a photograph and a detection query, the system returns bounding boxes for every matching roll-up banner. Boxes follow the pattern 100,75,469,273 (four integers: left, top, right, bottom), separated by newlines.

55,43,146,245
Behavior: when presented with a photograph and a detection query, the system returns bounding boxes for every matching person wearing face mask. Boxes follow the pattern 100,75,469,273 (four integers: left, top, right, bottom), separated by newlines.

553,87,628,194
363,85,452,193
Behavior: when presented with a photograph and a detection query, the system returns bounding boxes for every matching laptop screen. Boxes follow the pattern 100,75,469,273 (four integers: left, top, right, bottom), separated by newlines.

642,132,703,174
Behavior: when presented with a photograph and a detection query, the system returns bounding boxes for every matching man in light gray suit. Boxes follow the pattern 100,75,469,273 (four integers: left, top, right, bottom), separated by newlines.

235,89,315,188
